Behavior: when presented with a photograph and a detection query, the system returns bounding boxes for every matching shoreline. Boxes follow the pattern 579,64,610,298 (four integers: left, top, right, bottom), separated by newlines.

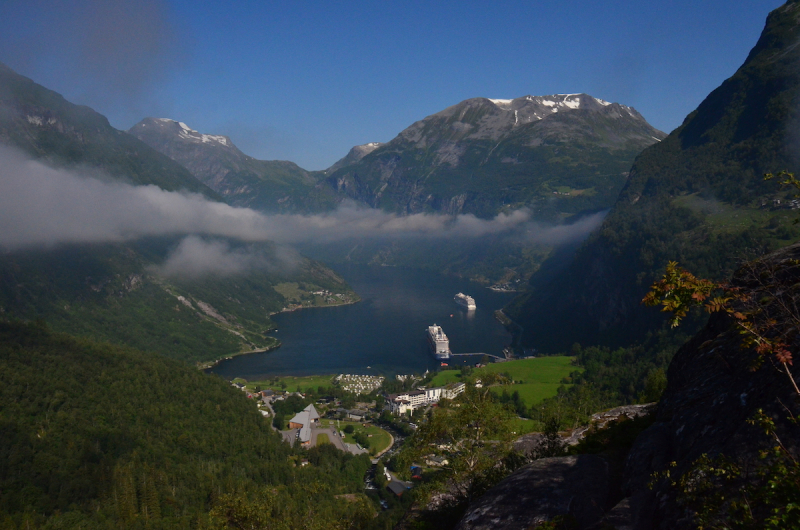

197,341,281,371
200,297,361,371
267,296,361,317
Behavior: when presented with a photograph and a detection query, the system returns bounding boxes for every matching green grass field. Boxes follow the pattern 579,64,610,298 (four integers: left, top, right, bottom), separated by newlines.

236,374,335,393
511,418,539,435
429,356,578,407
316,433,330,445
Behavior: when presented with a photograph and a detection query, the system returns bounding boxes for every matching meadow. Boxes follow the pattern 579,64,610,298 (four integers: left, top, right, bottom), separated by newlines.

429,355,578,407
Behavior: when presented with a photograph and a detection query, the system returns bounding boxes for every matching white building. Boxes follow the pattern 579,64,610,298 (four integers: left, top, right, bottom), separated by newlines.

386,382,465,414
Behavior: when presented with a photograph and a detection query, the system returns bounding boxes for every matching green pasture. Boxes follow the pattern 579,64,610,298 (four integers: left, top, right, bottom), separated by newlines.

429,356,578,407
673,194,776,233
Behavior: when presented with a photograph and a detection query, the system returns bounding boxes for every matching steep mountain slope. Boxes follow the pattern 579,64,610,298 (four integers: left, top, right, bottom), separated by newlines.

324,94,666,218
456,243,800,529
0,62,218,198
129,117,339,212
508,1,800,351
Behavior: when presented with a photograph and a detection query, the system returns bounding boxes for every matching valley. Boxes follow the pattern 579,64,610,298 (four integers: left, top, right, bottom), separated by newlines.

1,1,799,529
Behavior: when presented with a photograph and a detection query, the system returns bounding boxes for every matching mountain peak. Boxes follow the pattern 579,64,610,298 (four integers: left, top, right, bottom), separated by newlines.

326,141,384,173
133,117,233,148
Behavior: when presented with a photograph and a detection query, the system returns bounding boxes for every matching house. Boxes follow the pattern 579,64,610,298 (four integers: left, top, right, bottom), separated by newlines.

425,455,448,467
387,481,408,497
288,404,320,430
347,410,367,422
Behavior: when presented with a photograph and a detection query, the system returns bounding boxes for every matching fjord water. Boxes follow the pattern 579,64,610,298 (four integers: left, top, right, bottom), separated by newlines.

209,264,517,379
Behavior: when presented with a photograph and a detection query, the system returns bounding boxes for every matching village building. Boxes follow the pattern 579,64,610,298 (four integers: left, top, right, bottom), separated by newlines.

288,404,320,446
387,481,408,497
385,382,465,414
347,410,368,422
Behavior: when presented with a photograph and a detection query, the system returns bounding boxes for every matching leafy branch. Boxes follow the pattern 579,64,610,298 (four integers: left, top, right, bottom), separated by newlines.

642,259,799,396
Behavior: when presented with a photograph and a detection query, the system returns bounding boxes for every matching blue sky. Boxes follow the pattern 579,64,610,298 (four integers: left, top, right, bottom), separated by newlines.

0,0,785,170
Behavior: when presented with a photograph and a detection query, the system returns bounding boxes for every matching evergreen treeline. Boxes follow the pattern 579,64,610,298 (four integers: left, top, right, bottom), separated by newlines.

0,321,371,529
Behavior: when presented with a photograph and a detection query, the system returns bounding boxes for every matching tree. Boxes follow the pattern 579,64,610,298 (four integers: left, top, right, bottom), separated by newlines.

643,259,799,396
399,387,517,505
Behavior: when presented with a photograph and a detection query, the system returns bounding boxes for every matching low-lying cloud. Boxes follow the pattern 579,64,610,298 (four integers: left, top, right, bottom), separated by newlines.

151,236,303,279
0,145,606,269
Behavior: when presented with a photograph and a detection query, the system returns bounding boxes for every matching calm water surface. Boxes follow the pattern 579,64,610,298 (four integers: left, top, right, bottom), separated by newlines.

208,265,517,379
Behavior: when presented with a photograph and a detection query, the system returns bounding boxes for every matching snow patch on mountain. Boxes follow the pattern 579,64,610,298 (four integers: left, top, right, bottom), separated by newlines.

153,118,229,146
489,98,514,110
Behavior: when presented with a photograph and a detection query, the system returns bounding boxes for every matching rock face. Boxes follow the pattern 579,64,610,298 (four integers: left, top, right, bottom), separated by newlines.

326,142,383,173
324,93,665,218
457,455,611,530
611,242,800,529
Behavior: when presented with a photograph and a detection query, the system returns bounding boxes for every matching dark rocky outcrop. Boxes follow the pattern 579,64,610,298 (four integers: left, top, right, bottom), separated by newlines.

612,242,800,529
456,455,611,530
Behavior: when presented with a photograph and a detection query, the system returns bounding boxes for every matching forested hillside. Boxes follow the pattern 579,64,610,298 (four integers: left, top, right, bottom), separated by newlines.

508,0,800,351
0,321,372,529
0,238,357,363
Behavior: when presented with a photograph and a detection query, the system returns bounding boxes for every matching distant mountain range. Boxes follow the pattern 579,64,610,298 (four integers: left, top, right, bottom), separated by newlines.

508,0,800,351
322,94,665,218
129,92,666,284
132,93,665,220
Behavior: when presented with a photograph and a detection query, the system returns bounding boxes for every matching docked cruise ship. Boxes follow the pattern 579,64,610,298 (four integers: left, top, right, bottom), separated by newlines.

454,292,476,310
427,324,451,359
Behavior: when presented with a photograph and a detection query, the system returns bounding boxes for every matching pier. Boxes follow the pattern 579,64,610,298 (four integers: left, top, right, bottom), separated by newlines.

449,352,506,361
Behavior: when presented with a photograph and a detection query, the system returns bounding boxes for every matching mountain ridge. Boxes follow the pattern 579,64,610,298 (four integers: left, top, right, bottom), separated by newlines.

129,117,339,213
0,62,219,199
323,92,666,218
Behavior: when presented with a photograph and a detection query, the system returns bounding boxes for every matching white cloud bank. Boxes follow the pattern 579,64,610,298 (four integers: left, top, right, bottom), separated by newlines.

0,145,605,254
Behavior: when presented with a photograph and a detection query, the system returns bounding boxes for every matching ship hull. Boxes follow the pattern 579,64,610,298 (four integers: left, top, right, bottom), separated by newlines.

454,293,476,310
427,324,451,359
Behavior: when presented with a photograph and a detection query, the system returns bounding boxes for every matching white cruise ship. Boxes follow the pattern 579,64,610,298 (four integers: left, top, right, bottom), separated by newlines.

427,324,451,359
454,292,476,310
